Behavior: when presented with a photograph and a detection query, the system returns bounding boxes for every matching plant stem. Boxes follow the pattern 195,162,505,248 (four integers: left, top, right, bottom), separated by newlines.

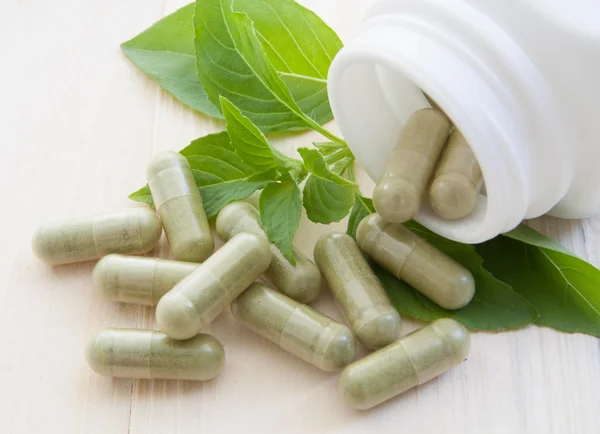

301,114,348,145
325,147,353,164
346,159,357,183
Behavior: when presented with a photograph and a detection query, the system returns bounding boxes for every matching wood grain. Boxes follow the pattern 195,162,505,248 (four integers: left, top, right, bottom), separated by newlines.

1,0,598,433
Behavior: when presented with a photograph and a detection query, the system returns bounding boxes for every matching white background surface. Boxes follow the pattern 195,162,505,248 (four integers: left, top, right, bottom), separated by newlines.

1,0,599,433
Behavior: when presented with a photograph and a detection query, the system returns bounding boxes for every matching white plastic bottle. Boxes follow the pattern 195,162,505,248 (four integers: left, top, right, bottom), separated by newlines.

328,0,600,243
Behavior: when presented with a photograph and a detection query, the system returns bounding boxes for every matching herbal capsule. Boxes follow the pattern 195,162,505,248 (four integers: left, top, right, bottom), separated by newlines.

356,214,475,310
147,151,214,262
32,208,162,265
85,329,224,381
156,232,271,340
231,283,356,372
429,129,483,219
339,318,470,409
372,108,451,223
216,202,322,303
93,254,200,305
313,233,401,349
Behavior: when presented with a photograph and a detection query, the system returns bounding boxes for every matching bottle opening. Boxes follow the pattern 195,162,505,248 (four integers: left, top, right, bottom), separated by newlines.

328,17,530,243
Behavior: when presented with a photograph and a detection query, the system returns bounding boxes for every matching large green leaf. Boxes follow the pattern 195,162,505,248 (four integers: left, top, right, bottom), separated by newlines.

233,0,341,125
298,148,357,224
342,197,538,330
121,4,221,118
381,221,539,330
194,0,338,132
122,1,340,128
477,224,600,336
259,179,302,265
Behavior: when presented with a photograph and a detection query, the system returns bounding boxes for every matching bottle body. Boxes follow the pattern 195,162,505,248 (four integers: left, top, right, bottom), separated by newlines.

328,0,600,243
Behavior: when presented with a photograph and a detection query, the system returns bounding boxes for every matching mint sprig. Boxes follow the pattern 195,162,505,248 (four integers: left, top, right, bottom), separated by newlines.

125,0,600,337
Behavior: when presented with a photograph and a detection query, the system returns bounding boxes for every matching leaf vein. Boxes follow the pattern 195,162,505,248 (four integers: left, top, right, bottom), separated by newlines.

253,0,325,79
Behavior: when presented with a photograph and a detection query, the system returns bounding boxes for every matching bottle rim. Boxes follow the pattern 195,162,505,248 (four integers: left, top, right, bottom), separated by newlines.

328,0,568,243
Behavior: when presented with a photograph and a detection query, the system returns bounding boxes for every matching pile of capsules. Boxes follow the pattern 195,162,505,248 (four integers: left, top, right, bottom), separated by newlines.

32,107,477,410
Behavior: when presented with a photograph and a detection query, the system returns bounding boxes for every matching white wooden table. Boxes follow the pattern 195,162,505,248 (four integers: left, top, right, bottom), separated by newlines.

1,1,599,433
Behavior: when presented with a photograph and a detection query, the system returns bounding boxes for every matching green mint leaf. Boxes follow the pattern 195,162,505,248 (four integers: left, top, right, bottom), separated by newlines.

180,131,234,154
504,223,572,254
259,179,302,265
298,148,357,224
200,169,276,217
346,194,374,239
194,0,337,132
122,0,341,128
121,4,221,118
380,221,539,330
476,224,600,336
129,185,154,206
220,96,280,172
234,0,341,127
219,96,305,180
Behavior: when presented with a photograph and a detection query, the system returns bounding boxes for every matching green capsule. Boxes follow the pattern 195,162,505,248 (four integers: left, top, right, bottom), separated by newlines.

216,202,322,303
231,283,356,372
32,208,162,266
429,129,483,220
93,254,200,305
147,151,214,262
314,233,401,349
356,214,475,310
339,318,470,409
156,232,271,340
86,328,224,381
372,108,451,223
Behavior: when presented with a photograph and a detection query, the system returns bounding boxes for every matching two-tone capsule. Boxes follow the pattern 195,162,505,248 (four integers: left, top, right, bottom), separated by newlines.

372,108,451,223
314,233,401,349
86,328,224,381
356,214,475,310
429,128,483,220
32,208,162,265
156,232,271,340
216,202,322,303
93,254,199,305
231,283,356,372
147,151,214,262
339,318,470,409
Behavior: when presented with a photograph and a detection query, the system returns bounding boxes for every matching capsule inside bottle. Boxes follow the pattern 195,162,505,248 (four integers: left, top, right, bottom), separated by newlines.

372,108,451,223
356,214,475,310
429,128,483,220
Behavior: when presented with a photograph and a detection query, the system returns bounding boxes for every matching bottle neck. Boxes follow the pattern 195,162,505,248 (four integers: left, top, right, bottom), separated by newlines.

328,0,571,243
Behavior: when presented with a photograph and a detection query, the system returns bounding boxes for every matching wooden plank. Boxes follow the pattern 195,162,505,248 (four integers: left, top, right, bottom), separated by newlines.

1,0,599,433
